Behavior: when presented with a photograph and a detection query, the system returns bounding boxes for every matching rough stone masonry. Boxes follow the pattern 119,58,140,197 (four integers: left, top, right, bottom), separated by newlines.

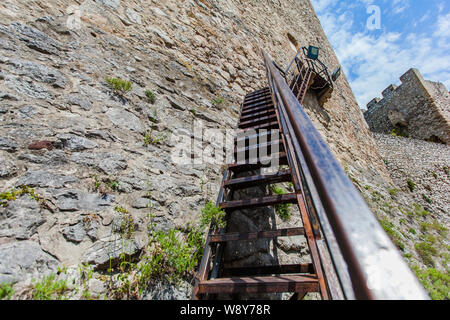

0,0,447,300
364,68,450,144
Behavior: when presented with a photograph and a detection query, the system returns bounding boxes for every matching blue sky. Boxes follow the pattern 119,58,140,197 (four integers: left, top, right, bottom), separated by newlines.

310,0,450,109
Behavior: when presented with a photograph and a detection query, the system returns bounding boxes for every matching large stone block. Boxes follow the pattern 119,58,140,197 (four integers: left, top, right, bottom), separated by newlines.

0,196,45,240
0,241,59,284
10,22,62,55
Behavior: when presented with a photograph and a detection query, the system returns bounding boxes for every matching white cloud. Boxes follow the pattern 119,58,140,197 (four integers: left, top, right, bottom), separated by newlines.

434,13,450,38
391,0,409,15
419,12,430,23
312,2,450,108
310,0,338,13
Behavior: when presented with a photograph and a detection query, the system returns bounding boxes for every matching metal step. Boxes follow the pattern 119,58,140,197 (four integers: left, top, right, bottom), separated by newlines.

219,193,297,211
241,106,275,118
235,130,281,144
245,88,270,98
244,91,272,100
238,120,279,132
241,106,275,117
245,92,271,101
222,264,314,277
209,227,305,243
227,152,288,173
197,275,319,294
242,100,274,112
243,95,272,106
239,114,278,129
223,169,291,190
234,140,284,159
240,109,276,122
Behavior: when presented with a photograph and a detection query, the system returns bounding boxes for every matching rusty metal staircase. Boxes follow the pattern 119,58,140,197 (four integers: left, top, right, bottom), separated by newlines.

286,46,334,106
294,64,314,104
192,87,330,300
191,50,429,301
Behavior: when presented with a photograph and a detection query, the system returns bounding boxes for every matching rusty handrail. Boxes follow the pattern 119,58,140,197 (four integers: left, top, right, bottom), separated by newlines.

263,49,429,300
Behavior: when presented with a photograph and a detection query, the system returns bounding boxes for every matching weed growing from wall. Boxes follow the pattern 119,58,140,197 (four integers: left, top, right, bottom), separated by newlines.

31,274,71,300
143,129,167,146
269,185,291,221
413,266,449,300
145,90,156,104
106,78,132,96
0,185,41,207
0,283,14,300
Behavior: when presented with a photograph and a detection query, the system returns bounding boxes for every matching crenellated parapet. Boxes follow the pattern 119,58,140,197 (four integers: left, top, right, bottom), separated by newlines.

364,68,450,144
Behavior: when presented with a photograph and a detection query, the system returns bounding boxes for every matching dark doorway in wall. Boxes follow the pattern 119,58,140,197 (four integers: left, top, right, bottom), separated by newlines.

426,135,446,144
287,33,299,53
390,124,409,138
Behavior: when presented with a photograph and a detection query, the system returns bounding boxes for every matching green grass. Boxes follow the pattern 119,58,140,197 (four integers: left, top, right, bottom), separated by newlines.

149,108,158,123
269,185,291,221
93,175,101,191
143,129,166,146
0,185,41,207
145,90,156,104
379,218,405,251
148,229,202,281
407,179,415,192
129,227,201,296
31,274,70,300
211,97,224,106
93,176,121,193
137,202,225,286
0,283,14,300
106,78,132,95
200,201,226,229
413,266,449,300
420,221,448,237
415,236,438,267
413,203,430,218
422,194,432,204
78,263,94,284
388,188,400,197
432,222,448,238
105,178,120,191
77,263,97,299
390,128,408,137
114,206,134,240
121,213,135,240
371,190,382,202
124,201,227,291
114,206,128,214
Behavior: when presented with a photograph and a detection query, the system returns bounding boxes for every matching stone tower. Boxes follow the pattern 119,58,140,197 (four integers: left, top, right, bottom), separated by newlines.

364,68,450,144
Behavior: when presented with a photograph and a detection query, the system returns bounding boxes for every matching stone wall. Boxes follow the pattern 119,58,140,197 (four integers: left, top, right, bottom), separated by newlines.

364,68,450,144
0,0,409,299
368,133,449,273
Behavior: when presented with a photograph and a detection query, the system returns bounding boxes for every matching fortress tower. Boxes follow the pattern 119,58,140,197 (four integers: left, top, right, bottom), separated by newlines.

364,68,450,144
